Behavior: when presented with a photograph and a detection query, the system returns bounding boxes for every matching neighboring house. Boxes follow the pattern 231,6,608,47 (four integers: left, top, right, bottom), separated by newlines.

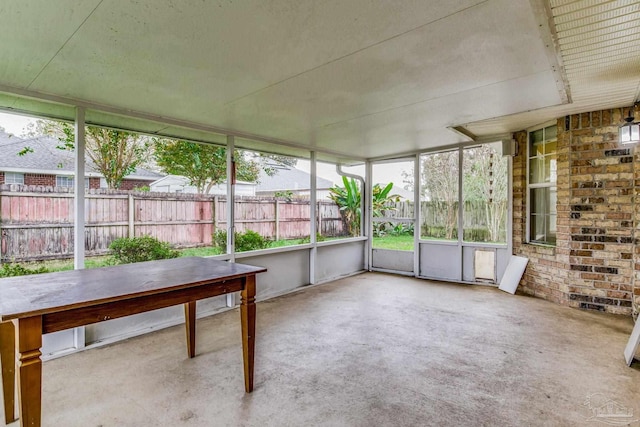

0,131,163,190
150,175,256,196
150,163,334,198
254,163,334,199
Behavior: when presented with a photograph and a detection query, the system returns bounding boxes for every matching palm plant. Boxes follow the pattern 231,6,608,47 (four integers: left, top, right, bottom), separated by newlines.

329,178,400,237
329,176,362,236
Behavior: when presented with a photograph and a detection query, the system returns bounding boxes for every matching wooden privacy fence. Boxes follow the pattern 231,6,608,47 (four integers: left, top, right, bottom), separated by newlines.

380,200,508,241
0,185,346,261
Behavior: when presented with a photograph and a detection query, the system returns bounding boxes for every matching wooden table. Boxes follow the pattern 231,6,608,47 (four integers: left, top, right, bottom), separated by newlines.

0,257,266,427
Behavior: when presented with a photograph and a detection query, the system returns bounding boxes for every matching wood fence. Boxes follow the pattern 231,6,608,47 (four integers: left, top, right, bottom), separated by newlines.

0,185,345,261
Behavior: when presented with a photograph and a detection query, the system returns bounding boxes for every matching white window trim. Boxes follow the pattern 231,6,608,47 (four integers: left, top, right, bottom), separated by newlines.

526,121,558,245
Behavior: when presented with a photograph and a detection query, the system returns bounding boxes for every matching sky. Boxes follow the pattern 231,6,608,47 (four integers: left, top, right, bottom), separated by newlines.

0,111,36,136
0,111,412,190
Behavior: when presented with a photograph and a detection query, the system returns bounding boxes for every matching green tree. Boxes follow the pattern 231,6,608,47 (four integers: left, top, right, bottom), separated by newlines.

410,151,459,239
463,145,508,242
153,140,298,194
23,120,149,189
154,140,259,194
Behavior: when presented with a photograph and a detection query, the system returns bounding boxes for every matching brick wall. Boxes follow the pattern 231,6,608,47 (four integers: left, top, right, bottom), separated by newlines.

0,174,151,190
24,174,56,186
119,179,150,190
513,107,639,317
88,177,101,189
512,118,571,306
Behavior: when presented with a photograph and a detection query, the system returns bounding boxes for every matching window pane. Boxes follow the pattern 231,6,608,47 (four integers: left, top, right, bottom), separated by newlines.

529,157,544,184
530,187,546,216
529,129,544,156
420,150,459,241
462,144,508,243
545,125,557,141
56,176,74,188
530,214,546,243
5,172,24,184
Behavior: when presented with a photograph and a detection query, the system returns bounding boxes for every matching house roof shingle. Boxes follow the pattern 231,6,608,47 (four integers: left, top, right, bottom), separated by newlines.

0,131,163,180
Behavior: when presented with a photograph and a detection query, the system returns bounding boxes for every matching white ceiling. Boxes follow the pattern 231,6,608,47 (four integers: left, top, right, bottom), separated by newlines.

0,0,637,161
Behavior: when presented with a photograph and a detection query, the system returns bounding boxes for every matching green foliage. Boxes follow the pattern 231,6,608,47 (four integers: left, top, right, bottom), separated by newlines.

213,230,271,253
154,141,297,195
328,176,362,236
274,190,294,202
109,236,179,264
29,120,150,189
0,263,49,277
329,177,400,237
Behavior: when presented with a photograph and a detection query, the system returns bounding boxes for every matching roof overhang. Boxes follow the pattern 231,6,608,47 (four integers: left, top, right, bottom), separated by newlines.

0,1,638,160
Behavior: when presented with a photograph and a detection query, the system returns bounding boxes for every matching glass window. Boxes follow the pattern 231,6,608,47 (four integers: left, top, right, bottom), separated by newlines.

419,150,459,241
5,172,25,184
462,143,508,243
56,176,74,188
528,124,557,245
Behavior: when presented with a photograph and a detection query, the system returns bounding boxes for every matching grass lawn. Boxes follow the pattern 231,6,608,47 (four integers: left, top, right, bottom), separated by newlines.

372,234,414,251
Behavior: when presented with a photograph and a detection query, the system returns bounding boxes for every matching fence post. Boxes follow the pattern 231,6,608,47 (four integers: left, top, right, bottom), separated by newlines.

275,199,280,241
128,194,135,238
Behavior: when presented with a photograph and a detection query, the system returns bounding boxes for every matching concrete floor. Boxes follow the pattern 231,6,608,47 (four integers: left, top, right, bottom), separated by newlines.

3,272,640,426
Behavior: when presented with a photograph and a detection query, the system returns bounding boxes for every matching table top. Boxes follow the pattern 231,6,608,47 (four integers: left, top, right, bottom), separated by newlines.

0,257,266,321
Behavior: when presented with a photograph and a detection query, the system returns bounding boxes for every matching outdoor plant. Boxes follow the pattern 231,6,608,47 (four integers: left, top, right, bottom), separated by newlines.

328,176,362,237
329,177,400,237
0,262,49,277
109,235,179,264
213,230,271,252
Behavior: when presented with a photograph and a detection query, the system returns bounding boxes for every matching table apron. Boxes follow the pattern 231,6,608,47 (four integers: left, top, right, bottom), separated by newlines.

41,278,245,334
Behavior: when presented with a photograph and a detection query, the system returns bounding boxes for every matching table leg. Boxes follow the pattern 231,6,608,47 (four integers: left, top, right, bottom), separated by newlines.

16,317,42,427
0,321,16,424
240,275,256,393
184,301,196,358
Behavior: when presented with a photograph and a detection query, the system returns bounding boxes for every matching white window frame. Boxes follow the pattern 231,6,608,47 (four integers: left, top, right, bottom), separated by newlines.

526,122,558,245
56,175,75,188
4,172,25,184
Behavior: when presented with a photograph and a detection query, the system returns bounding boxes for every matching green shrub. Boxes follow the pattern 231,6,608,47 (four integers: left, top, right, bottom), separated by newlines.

213,230,271,252
109,235,179,264
0,263,49,277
